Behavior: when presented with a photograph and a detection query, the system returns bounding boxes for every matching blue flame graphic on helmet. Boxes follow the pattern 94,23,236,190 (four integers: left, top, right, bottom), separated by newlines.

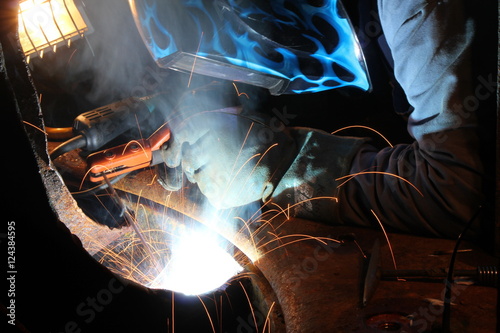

129,0,370,94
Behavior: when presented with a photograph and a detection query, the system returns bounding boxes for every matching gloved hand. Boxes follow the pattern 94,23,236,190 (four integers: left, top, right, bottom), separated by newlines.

158,86,297,209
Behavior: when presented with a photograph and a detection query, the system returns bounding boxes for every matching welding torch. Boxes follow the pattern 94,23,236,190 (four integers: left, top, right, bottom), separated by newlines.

86,122,170,182
49,94,171,193
50,95,163,160
47,94,172,228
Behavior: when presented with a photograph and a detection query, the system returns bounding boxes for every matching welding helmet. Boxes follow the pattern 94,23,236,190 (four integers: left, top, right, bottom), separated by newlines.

128,0,370,95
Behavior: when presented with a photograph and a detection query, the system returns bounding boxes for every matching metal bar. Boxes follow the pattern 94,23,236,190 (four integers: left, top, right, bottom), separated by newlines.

380,269,477,279
18,7,39,56
37,21,53,50
62,0,84,38
48,0,67,44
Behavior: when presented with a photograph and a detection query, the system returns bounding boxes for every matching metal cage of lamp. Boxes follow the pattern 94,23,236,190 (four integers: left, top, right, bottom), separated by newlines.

17,0,93,61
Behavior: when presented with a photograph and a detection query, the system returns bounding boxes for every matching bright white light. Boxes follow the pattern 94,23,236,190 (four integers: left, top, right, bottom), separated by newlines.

18,0,92,57
149,229,243,295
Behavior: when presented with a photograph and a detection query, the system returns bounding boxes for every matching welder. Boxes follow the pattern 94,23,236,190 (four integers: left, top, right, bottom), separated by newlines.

158,0,486,240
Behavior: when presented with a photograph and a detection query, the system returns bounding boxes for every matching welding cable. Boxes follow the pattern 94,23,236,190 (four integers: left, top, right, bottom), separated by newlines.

49,134,86,160
441,206,481,333
45,126,74,141
70,172,129,198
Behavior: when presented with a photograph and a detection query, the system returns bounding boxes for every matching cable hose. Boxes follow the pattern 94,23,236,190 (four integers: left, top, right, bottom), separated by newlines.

70,172,129,198
49,134,86,160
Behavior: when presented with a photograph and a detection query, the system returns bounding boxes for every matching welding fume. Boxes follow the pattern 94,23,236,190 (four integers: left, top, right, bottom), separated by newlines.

34,0,492,298
41,0,376,296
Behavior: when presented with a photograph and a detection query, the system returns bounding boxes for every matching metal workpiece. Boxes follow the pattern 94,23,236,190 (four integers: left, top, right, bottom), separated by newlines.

106,169,497,332
112,169,263,263
251,215,497,332
4,40,130,258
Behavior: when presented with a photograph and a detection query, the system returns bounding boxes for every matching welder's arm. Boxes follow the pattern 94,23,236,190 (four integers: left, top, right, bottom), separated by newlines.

271,0,484,238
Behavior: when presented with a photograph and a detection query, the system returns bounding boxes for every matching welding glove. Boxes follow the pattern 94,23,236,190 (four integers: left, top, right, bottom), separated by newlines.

266,128,367,222
158,86,299,209
157,85,367,220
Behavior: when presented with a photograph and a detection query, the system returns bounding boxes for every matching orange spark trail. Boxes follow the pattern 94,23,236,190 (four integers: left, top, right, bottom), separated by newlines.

229,122,255,177
196,295,216,333
336,171,424,197
262,302,276,333
239,281,258,331
22,120,47,135
259,234,340,257
188,31,204,88
122,140,151,158
232,82,250,99
331,125,393,148
171,292,175,333
266,197,339,230
371,209,403,281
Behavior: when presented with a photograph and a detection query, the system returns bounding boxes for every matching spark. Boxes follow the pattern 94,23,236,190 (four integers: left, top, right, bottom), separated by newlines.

103,175,162,274
353,239,367,259
196,295,216,333
247,143,280,179
371,209,403,281
218,294,223,333
134,113,144,141
262,301,276,333
122,139,151,159
264,231,290,257
232,82,250,99
79,164,109,190
147,174,157,186
221,141,280,209
269,202,290,221
263,196,339,230
233,215,258,258
171,292,174,333
331,125,394,148
239,281,258,331
258,234,340,258
22,120,47,135
229,121,254,177
188,31,204,88
226,152,261,195
67,48,78,64
336,171,424,197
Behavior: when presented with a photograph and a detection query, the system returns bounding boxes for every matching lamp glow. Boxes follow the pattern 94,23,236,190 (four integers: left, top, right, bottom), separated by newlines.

18,0,92,59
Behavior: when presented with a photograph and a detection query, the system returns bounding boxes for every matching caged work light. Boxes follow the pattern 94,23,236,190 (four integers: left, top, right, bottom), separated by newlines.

17,0,93,61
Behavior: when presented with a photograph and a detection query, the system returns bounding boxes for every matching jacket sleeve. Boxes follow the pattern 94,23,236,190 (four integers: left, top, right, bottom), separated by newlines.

336,0,483,238
336,128,483,238
269,0,484,239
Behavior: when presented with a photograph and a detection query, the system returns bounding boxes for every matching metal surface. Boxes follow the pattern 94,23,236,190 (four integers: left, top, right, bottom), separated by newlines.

112,169,498,332
363,238,381,307
252,216,497,332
